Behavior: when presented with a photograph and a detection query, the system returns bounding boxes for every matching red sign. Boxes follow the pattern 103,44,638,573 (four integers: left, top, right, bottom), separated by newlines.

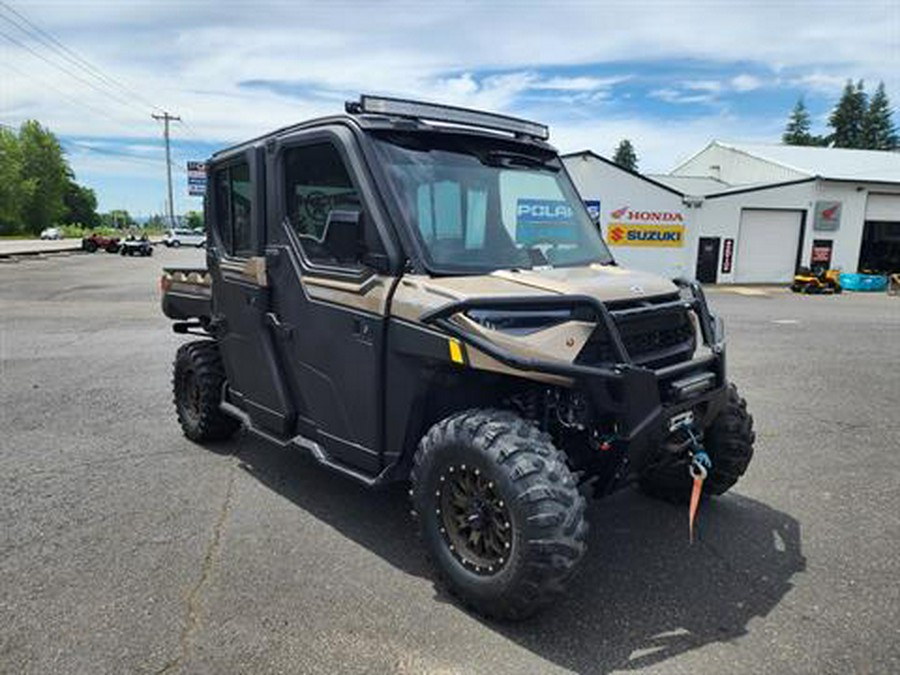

811,239,833,266
608,225,625,243
721,238,734,274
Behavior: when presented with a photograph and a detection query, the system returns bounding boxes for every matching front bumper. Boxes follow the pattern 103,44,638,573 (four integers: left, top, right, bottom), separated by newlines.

421,280,727,478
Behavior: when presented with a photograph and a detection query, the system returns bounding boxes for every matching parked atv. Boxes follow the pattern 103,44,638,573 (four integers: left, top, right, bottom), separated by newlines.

82,233,120,254
790,266,842,294
160,96,755,619
120,235,153,257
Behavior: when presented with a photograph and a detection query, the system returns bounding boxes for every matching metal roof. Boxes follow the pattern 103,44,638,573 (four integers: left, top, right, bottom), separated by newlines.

714,141,900,183
647,174,731,195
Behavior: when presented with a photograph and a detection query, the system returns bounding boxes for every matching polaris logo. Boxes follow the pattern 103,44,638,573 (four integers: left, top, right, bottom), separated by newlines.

517,201,574,221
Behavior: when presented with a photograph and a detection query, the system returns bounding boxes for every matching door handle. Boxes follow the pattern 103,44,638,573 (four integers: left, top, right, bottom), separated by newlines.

265,312,294,340
352,317,374,345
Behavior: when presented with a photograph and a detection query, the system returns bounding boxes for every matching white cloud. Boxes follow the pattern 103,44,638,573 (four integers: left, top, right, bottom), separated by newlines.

649,88,717,105
731,74,763,91
2,0,896,212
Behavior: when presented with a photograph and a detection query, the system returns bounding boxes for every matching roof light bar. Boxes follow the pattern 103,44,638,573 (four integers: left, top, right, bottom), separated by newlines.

350,94,550,140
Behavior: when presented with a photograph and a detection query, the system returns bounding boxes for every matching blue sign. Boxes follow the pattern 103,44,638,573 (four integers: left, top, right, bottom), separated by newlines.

516,198,579,244
584,200,601,221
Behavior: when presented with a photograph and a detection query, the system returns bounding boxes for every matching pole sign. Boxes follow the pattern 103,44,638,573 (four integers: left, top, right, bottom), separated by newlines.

721,238,734,274
813,201,841,231
187,161,207,196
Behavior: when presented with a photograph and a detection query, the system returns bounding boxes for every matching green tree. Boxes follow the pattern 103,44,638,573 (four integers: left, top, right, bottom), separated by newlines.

62,179,100,228
101,209,134,229
0,127,34,234
146,214,167,229
18,120,69,234
862,82,898,150
185,210,204,230
828,80,868,148
782,98,816,145
612,139,638,171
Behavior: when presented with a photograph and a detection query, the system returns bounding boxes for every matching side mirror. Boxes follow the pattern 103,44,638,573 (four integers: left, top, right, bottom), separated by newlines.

322,210,362,264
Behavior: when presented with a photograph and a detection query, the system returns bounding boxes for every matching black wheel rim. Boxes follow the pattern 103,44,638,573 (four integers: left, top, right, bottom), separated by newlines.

437,464,512,575
181,370,201,422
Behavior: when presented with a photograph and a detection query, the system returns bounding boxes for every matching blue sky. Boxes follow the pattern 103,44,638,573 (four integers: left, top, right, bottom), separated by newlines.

2,0,898,216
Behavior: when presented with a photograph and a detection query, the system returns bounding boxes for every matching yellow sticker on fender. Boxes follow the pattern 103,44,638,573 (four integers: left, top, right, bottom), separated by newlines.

448,339,465,365
606,223,685,247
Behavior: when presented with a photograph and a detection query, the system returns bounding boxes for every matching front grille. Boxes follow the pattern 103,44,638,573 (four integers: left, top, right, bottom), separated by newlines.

576,300,697,370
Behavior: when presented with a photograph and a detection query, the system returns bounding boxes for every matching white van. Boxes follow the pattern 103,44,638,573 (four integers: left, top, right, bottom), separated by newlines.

164,229,206,248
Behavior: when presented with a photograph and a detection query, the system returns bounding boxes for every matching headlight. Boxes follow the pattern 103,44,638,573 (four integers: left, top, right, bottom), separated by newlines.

466,308,574,335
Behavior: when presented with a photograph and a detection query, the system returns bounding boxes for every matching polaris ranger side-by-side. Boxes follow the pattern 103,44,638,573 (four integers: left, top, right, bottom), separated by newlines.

161,96,754,619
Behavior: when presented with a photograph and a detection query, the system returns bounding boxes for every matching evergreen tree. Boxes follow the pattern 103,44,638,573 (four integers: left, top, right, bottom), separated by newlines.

828,80,867,148
862,82,898,150
782,98,815,145
612,139,638,171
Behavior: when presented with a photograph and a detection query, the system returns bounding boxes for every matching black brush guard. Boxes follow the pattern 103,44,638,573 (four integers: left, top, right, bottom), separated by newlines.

421,280,728,478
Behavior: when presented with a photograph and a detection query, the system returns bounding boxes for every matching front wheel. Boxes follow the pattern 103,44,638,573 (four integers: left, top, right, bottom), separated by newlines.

411,409,588,620
640,383,755,503
173,340,241,442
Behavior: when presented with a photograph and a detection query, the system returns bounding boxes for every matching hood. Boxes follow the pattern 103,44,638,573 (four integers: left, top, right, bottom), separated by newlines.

391,264,678,323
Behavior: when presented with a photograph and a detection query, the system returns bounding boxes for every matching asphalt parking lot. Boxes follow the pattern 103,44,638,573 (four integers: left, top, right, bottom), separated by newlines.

1,247,898,675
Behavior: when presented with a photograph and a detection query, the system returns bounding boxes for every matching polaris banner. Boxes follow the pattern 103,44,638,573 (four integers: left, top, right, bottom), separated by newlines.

515,199,579,244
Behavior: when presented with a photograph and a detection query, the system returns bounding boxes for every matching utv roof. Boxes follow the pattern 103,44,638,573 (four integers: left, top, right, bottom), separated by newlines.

211,94,554,160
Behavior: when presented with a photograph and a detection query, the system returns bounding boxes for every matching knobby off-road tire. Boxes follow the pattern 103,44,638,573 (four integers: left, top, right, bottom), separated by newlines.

639,383,755,504
411,409,588,620
173,340,241,442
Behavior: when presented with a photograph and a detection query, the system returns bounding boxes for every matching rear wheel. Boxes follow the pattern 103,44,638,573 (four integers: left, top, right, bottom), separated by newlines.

84,240,98,253
639,383,755,504
411,409,588,620
173,340,241,442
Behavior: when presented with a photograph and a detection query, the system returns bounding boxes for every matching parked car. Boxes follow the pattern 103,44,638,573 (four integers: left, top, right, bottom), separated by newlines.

40,227,62,240
81,233,120,253
163,228,206,248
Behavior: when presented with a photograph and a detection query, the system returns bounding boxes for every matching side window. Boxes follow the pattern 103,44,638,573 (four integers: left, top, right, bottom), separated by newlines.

212,161,254,257
284,143,363,266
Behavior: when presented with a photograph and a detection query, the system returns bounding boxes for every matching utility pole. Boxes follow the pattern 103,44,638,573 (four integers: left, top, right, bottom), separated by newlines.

152,112,181,228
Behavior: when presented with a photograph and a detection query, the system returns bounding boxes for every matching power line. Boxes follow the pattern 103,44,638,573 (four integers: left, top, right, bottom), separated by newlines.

0,1,165,116
0,59,128,127
0,29,146,121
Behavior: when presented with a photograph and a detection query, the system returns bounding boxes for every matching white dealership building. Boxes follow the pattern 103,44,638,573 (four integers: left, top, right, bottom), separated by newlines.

563,142,900,283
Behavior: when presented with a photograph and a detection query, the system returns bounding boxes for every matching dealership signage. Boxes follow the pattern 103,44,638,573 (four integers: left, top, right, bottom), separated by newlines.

813,201,841,231
721,238,734,273
516,199,579,244
187,161,207,196
606,205,686,247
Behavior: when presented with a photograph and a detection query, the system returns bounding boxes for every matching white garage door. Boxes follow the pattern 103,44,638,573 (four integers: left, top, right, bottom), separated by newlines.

735,209,803,283
866,193,900,221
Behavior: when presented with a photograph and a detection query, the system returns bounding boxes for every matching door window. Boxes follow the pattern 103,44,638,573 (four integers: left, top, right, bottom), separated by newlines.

283,143,365,267
213,161,254,257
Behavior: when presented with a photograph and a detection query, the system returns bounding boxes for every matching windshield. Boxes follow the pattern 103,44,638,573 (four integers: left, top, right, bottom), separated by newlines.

374,134,614,274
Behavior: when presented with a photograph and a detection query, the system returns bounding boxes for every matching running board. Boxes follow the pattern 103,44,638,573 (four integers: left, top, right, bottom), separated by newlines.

219,400,392,488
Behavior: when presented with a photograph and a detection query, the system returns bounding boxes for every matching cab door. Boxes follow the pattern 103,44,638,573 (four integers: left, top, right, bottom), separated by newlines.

263,129,398,475
207,149,293,435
